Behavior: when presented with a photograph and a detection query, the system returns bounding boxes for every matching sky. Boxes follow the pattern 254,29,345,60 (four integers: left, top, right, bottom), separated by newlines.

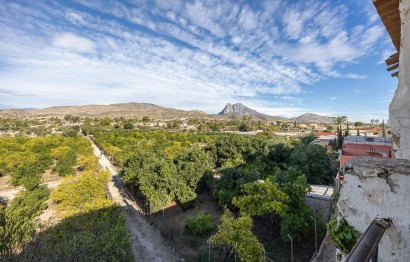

0,0,398,121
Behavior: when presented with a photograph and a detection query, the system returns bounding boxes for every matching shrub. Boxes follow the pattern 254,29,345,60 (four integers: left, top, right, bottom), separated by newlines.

185,212,214,236
327,216,361,254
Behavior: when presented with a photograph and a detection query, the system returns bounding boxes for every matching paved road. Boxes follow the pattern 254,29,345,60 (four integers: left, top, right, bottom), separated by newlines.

88,137,180,262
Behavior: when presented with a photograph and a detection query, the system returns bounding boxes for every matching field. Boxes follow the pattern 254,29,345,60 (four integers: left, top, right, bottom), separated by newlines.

0,134,132,261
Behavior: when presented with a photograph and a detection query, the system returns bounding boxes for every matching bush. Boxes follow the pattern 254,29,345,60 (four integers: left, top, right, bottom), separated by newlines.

185,212,214,236
327,216,361,254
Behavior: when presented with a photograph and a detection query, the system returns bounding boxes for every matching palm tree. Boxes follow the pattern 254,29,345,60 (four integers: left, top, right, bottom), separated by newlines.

334,115,348,150
334,115,348,126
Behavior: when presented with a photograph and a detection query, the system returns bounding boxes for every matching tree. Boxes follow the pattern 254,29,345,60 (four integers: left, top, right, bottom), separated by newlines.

299,133,317,145
354,121,364,127
382,120,386,137
210,210,262,262
264,142,293,169
375,119,379,126
334,116,347,126
232,178,288,216
290,144,334,184
337,126,343,150
213,167,260,207
123,122,134,129
326,125,333,132
280,205,313,241
334,116,348,150
142,116,150,123
344,122,350,137
120,146,213,212
100,118,112,127
239,121,251,132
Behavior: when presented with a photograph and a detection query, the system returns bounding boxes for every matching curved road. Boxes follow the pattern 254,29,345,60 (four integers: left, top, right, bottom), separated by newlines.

88,137,180,262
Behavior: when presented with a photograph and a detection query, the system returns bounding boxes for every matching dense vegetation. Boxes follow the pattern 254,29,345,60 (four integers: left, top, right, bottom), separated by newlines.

0,186,50,259
0,136,94,186
185,212,214,236
16,170,133,261
91,129,334,261
0,135,132,261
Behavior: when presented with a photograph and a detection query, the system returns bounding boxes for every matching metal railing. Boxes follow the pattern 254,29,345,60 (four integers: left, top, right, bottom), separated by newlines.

346,218,392,262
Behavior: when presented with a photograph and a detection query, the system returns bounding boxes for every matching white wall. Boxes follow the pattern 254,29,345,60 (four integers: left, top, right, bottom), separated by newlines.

390,0,410,159
337,158,410,262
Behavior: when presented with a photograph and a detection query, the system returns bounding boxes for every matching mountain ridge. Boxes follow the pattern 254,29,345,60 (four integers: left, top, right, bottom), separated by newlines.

0,102,208,119
0,102,335,123
290,113,335,123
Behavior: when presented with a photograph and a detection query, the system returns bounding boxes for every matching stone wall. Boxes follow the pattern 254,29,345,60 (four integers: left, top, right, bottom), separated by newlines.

337,158,410,262
304,196,332,225
390,0,410,159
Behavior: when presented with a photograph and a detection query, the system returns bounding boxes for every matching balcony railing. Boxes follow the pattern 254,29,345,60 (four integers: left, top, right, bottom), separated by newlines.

345,218,392,262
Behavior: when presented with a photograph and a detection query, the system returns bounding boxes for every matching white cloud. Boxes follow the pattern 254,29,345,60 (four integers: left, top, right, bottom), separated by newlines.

344,73,368,80
52,33,96,53
0,0,391,118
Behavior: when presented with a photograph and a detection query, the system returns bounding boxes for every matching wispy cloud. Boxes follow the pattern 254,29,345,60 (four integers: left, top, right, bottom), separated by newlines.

0,88,33,96
0,0,391,118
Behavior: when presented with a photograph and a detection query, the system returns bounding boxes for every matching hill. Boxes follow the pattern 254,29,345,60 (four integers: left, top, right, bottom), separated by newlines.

0,103,208,119
291,113,335,123
218,103,285,120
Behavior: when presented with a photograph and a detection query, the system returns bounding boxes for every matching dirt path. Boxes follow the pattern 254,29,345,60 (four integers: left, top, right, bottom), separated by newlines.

88,137,180,262
0,177,61,204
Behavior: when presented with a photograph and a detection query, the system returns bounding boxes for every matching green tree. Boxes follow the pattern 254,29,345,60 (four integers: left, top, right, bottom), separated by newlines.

210,210,262,262
290,144,333,184
100,117,113,126
299,133,317,145
382,120,386,137
185,212,214,236
123,122,134,129
142,116,150,123
344,122,350,137
232,178,288,216
239,121,251,132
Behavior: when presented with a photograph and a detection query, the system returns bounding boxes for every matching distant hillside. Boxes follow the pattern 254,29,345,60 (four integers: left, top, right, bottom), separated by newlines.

0,103,208,119
291,113,335,123
218,103,285,120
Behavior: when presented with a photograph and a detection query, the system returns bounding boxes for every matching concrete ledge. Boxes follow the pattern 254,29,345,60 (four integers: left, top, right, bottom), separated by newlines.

338,157,410,262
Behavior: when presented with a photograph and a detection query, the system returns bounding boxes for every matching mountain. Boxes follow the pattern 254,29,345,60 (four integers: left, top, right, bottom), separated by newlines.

217,103,286,121
290,113,335,123
0,103,208,119
218,103,262,116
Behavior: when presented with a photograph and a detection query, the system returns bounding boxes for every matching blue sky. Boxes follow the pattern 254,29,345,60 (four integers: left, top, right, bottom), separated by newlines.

0,0,398,121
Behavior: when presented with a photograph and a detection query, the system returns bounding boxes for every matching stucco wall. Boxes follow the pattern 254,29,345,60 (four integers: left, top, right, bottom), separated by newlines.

337,158,410,261
390,0,410,159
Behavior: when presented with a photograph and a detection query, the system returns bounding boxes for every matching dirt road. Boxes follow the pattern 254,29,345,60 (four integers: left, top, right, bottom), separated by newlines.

88,137,180,262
